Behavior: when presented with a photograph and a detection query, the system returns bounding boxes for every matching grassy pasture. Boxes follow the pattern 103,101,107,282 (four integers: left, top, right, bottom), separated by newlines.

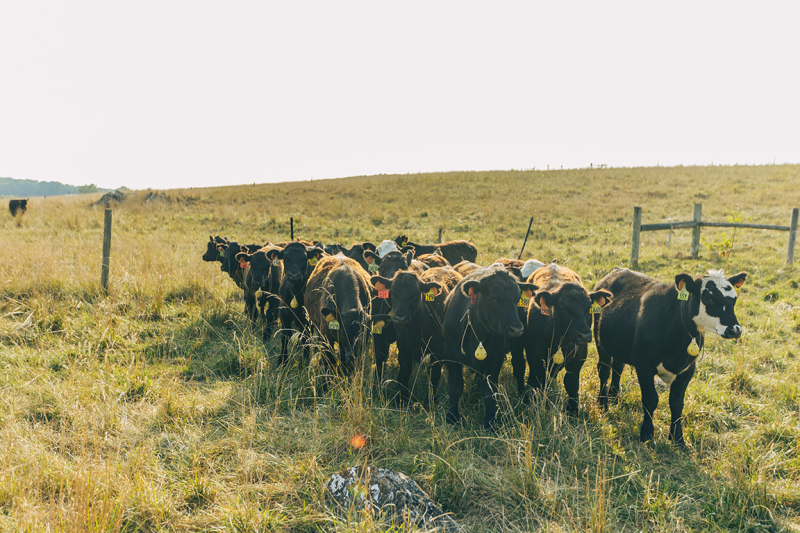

1,164,799,532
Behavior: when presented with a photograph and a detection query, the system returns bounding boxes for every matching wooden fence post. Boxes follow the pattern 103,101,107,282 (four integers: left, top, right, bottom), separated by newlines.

290,217,294,240
631,206,642,269
690,203,702,258
518,216,534,260
438,227,442,243
787,208,799,265
101,208,112,294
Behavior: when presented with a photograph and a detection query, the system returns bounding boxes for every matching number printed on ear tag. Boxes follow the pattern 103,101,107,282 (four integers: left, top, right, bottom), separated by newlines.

590,302,602,314
369,262,379,272
309,258,318,266
518,296,530,308
328,320,339,330
273,259,280,266
677,287,689,301
372,325,382,334
425,290,435,301
378,290,389,299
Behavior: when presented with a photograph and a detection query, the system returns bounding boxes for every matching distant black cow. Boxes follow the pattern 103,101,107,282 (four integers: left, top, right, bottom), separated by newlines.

594,268,747,444
335,242,378,273
305,255,373,375
443,265,537,429
370,267,462,404
523,263,612,413
394,235,478,266
9,199,27,217
276,242,326,366
202,235,228,262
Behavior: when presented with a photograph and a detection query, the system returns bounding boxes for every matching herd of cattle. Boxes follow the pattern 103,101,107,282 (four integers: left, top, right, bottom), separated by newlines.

202,235,748,445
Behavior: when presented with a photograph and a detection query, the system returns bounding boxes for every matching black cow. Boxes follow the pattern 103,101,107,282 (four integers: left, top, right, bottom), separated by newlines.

370,267,462,404
202,235,228,263
9,199,28,217
335,242,378,273
523,263,612,413
594,268,747,444
443,265,537,429
237,244,284,338
367,250,428,383
394,235,478,266
276,242,326,366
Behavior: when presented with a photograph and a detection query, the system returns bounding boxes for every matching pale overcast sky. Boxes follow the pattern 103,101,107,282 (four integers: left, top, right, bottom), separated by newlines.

1,2,797,190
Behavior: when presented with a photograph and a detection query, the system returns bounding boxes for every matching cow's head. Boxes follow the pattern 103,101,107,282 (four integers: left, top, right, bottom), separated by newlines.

220,241,240,274
394,235,410,248
321,304,368,371
374,250,413,279
460,266,538,338
371,272,441,326
677,270,748,338
535,284,612,344
278,242,324,286
203,235,228,262
237,247,281,289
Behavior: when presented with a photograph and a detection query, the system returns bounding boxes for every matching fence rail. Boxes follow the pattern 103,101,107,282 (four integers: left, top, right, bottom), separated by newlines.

631,204,798,269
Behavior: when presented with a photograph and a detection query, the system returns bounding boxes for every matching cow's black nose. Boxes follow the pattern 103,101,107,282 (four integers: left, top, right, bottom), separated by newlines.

506,325,524,338
723,325,742,339
393,314,411,325
575,333,592,344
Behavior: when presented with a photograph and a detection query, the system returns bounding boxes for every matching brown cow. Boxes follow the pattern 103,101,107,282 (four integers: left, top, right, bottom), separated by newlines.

453,260,481,278
305,255,373,375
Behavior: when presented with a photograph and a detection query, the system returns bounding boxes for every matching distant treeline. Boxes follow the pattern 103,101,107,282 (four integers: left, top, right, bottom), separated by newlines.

0,177,110,197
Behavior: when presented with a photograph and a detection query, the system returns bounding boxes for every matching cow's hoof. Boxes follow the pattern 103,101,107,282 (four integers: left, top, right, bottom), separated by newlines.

639,432,654,443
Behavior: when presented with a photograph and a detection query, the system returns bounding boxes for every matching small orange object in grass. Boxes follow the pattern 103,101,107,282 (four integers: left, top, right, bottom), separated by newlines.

349,433,367,450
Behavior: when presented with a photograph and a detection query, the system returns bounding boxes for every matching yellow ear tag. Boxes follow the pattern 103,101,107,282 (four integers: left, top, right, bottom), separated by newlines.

677,287,689,301
265,301,269,310
368,262,379,272
272,259,280,266
401,240,408,247
309,257,318,266
474,342,487,361
290,297,299,309
325,314,335,322
328,320,339,330
590,302,602,314
518,295,530,308
687,338,700,357
333,342,339,350
372,322,383,334
553,348,564,365
256,290,263,298
425,289,436,302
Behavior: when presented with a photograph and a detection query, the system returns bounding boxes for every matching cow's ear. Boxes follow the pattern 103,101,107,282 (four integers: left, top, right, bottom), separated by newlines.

216,244,226,252
675,273,700,294
432,248,443,256
404,250,414,266
276,250,285,260
535,291,553,312
235,252,251,263
266,248,281,261
306,246,323,259
728,271,748,288
460,280,481,298
518,282,538,299
371,275,393,291
422,281,442,296
364,250,381,265
590,289,613,307
362,242,377,252
209,235,214,242
507,266,523,281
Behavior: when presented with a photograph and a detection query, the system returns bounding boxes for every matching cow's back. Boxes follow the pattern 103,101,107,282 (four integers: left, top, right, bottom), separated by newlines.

305,255,370,329
529,263,582,288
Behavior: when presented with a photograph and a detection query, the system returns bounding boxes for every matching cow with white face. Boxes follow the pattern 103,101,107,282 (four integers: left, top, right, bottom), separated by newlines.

593,267,747,445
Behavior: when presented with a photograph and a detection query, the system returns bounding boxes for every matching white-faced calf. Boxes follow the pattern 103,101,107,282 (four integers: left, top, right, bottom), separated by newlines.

593,268,747,445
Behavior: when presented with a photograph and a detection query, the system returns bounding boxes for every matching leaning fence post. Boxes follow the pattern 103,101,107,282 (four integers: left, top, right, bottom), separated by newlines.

787,208,799,265
690,203,703,258
290,217,294,240
101,208,112,294
631,206,642,269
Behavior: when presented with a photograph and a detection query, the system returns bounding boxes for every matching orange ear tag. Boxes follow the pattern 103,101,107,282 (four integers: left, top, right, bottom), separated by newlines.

469,288,476,305
378,290,389,299
540,306,550,316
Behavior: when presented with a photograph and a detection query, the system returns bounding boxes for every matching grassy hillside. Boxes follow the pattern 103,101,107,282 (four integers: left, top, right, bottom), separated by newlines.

1,165,799,531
